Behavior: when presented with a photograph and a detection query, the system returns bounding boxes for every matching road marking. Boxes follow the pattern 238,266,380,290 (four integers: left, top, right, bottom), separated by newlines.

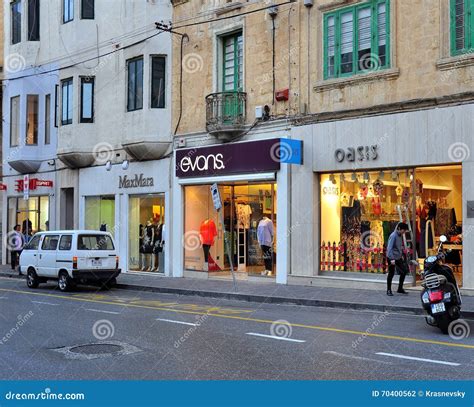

31,301,59,306
376,352,460,366
85,308,120,315
324,351,391,364
246,333,306,343
0,287,473,350
156,318,198,327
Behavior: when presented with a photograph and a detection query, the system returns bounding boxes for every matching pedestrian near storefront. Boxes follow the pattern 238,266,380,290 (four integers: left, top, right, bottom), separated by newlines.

10,225,24,272
386,222,409,296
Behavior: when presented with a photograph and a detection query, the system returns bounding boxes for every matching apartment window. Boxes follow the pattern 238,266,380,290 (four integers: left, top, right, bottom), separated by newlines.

26,95,39,145
54,84,59,127
63,0,74,23
151,56,165,108
45,94,51,144
28,0,40,41
10,96,20,147
323,0,390,79
451,0,474,55
11,0,22,44
61,78,73,125
127,57,144,112
81,0,94,19
222,32,243,91
80,77,94,123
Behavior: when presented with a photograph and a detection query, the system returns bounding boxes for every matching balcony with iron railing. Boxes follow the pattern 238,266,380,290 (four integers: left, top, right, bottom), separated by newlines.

205,91,247,140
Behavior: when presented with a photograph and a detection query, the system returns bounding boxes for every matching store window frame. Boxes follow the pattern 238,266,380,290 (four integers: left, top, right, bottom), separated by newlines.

127,56,144,112
323,0,391,80
10,95,21,147
61,77,73,125
80,76,94,123
450,0,474,56
11,0,22,44
26,94,39,145
27,0,40,41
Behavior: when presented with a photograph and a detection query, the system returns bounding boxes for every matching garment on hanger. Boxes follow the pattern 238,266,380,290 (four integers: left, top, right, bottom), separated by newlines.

236,203,252,229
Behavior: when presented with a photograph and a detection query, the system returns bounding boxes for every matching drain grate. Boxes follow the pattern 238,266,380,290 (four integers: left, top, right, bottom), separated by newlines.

70,344,123,355
50,341,141,360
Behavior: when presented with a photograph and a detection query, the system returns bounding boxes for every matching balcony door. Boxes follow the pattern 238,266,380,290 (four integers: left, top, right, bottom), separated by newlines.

222,32,243,122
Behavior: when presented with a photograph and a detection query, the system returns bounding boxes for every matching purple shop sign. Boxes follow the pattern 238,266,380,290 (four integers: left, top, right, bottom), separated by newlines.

175,139,282,178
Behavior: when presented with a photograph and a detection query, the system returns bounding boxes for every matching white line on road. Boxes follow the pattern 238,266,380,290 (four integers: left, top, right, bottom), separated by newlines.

376,352,460,366
324,351,391,364
31,301,59,306
85,308,120,315
246,333,306,343
156,318,198,327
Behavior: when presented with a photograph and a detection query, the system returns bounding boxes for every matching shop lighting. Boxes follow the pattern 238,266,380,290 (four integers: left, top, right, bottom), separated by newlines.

105,161,112,171
391,170,398,181
351,173,358,182
378,170,384,179
329,174,336,184
339,173,345,184
122,160,129,170
363,172,370,183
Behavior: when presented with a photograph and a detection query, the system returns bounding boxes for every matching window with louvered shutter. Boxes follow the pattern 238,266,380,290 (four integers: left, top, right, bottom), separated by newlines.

451,0,473,55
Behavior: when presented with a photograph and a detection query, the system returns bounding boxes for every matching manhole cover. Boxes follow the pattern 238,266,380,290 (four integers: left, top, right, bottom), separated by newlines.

50,341,141,360
70,344,123,355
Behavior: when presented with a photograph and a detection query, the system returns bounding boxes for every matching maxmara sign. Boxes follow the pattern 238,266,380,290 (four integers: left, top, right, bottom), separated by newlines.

175,138,302,178
119,173,154,189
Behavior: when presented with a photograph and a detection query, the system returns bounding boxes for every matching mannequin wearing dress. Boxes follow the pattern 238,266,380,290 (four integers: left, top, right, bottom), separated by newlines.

199,219,217,272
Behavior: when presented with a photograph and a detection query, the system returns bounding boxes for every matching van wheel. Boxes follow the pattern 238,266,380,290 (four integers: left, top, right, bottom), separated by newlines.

26,269,39,289
58,271,73,292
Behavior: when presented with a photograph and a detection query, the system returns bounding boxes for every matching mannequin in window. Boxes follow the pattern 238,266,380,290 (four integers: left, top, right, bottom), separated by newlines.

199,219,217,272
152,219,163,272
138,224,145,270
142,219,154,271
257,217,274,276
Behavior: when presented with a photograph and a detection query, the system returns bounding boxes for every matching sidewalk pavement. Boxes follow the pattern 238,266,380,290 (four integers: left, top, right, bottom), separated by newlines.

1,266,473,318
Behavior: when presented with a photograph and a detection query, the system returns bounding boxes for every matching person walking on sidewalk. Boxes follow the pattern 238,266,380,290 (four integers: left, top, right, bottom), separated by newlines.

10,224,24,272
386,222,409,296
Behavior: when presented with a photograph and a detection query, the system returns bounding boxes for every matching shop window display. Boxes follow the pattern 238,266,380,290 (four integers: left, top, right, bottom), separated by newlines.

184,183,276,277
129,194,165,272
8,196,50,243
320,166,463,284
84,196,115,234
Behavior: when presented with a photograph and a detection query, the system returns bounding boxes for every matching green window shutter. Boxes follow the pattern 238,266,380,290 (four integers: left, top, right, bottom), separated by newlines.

451,0,467,54
222,32,243,92
469,0,474,49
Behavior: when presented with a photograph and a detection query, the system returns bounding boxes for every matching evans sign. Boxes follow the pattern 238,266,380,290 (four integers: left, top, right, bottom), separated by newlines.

119,173,154,189
175,139,282,178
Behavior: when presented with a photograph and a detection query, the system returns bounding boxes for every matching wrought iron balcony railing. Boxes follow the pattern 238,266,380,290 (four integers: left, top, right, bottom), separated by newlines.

205,91,247,138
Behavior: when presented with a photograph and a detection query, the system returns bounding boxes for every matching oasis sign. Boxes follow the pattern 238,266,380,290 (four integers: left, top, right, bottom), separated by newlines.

175,139,302,178
335,145,378,163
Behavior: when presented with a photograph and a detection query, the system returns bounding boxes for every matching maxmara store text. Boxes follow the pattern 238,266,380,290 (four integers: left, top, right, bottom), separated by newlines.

289,103,474,290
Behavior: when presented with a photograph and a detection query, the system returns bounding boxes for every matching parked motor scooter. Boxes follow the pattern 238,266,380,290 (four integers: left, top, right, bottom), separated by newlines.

420,235,462,334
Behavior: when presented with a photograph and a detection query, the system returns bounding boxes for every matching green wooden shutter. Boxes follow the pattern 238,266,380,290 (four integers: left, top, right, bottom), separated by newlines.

451,0,467,54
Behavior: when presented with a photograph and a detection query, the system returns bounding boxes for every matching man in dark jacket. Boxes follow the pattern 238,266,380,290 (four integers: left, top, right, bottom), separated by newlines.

386,222,409,296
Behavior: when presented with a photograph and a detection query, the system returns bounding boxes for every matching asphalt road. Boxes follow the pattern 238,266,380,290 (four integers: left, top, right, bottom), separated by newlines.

0,276,473,380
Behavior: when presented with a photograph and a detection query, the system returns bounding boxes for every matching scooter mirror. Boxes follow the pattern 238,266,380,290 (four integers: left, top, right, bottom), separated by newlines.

440,235,448,243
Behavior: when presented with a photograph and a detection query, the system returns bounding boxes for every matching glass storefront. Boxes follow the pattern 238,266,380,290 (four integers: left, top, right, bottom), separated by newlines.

320,165,463,285
8,196,50,236
84,196,115,234
128,194,165,272
184,183,277,277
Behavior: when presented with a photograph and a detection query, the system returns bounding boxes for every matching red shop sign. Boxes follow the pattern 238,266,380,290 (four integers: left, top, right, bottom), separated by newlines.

0,183,7,191
30,179,54,189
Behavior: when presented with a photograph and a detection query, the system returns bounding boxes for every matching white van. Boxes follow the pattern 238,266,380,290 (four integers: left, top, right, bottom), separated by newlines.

20,230,121,292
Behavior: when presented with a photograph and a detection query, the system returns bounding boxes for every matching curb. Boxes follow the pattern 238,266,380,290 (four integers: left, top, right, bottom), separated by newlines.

3,273,473,319
115,283,474,319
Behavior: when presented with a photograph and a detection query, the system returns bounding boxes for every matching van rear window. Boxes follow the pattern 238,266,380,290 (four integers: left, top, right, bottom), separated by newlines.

77,235,115,251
